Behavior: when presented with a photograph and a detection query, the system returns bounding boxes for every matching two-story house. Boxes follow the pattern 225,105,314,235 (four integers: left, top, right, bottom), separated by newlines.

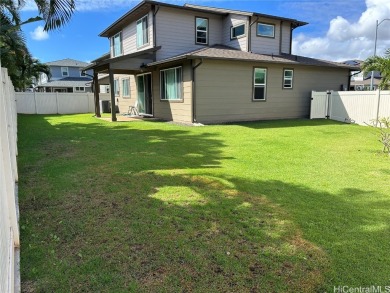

37,59,94,93
86,0,358,123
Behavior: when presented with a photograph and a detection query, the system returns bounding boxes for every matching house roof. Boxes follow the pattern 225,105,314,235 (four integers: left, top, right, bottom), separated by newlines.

99,0,307,37
38,78,92,88
82,46,161,72
147,45,359,70
45,58,92,68
183,3,308,27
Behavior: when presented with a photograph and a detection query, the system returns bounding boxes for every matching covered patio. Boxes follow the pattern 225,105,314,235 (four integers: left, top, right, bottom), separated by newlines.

83,47,160,121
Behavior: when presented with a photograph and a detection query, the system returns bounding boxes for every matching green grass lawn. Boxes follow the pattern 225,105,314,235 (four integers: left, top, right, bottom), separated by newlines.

17,114,390,292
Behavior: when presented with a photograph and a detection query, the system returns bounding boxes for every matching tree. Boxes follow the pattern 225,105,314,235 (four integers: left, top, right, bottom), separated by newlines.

1,0,75,31
361,49,390,90
1,0,74,89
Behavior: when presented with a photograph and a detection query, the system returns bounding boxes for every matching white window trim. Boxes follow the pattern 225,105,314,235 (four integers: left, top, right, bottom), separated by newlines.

160,66,183,101
112,32,123,57
283,69,294,89
230,23,246,39
136,15,149,49
74,86,85,92
257,23,275,38
195,17,208,45
61,67,69,77
122,78,130,98
253,68,267,101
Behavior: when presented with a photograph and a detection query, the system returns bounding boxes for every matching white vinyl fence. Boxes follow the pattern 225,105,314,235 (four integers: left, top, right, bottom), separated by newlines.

311,90,390,125
16,92,99,114
0,68,20,293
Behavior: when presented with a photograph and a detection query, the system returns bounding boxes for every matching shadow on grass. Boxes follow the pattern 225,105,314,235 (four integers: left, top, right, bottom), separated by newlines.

17,114,390,292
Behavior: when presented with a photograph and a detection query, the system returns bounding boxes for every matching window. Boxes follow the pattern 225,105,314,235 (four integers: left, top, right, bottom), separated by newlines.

114,79,120,96
195,17,208,45
160,67,182,100
253,68,267,101
80,70,86,77
136,15,149,48
112,32,122,57
122,78,130,98
75,86,85,92
231,24,245,39
257,23,275,38
61,67,68,76
283,69,294,89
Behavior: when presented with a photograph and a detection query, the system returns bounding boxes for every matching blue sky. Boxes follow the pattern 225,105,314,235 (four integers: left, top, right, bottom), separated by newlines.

20,0,390,63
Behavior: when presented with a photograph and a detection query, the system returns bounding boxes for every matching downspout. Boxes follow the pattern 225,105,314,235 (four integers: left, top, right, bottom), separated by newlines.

152,5,160,117
192,58,203,123
279,21,283,55
152,5,160,56
248,16,259,52
290,23,297,55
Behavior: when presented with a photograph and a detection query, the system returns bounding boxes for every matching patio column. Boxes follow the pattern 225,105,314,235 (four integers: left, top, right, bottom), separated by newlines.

108,68,117,122
93,73,101,117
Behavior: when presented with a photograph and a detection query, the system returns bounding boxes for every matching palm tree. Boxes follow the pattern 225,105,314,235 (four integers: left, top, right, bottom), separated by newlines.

27,0,75,31
1,0,75,31
362,49,390,90
1,0,74,89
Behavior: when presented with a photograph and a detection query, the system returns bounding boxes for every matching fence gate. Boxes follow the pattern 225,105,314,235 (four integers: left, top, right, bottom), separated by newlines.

310,91,328,119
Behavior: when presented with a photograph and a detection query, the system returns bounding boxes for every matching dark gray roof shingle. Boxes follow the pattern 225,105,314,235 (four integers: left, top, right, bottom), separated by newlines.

147,45,359,69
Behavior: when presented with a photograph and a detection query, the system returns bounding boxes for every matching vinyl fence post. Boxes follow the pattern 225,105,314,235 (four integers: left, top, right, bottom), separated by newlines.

34,91,37,114
326,90,331,119
375,89,381,127
56,92,59,114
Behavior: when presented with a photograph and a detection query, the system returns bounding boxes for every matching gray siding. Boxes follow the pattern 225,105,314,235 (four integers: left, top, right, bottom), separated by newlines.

250,17,282,55
222,14,248,51
155,7,223,60
49,66,93,80
194,59,350,124
281,22,291,54
153,62,192,123
114,74,137,114
111,11,154,58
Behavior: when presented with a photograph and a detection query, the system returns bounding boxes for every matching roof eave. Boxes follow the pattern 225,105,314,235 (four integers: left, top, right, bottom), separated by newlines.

148,53,359,70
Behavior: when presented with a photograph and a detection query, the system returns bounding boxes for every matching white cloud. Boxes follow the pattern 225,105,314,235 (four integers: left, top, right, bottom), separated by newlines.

30,26,49,41
293,0,390,61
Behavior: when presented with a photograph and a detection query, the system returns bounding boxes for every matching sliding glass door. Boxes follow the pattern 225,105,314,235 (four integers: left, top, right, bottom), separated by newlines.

136,73,152,116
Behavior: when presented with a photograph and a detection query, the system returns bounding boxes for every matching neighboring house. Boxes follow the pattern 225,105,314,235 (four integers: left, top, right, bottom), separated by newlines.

345,60,383,91
86,0,358,123
36,59,94,93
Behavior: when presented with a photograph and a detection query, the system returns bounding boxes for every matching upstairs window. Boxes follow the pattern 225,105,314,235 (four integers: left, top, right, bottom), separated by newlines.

80,70,86,77
137,15,149,48
283,69,294,89
160,67,182,100
257,23,275,38
195,17,208,45
112,32,122,57
122,78,130,98
253,68,267,101
61,67,68,76
231,23,245,39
